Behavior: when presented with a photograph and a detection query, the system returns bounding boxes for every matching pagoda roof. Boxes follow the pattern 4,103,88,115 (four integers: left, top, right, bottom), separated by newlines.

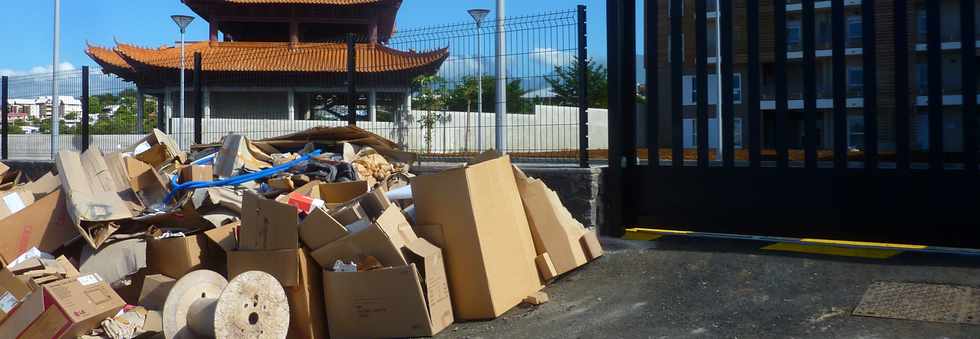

86,41,447,84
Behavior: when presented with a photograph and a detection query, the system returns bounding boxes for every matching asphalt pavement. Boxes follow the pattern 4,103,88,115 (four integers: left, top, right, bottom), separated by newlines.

440,236,980,339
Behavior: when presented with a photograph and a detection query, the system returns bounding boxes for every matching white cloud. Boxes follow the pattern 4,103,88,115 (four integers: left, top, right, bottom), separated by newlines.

529,48,575,68
0,62,76,77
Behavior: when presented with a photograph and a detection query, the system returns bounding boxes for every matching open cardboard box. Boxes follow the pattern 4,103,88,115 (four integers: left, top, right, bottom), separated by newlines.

412,153,542,320
513,166,603,280
0,189,77,267
0,273,125,339
146,223,237,279
322,237,453,338
56,148,143,249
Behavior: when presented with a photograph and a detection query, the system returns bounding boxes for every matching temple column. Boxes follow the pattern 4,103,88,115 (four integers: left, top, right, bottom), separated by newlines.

288,88,296,121
164,88,173,134
203,88,211,119
136,89,145,134
368,90,377,122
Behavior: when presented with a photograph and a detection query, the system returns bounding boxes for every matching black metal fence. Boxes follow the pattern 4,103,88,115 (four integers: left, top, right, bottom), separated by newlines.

1,8,595,165
604,0,980,248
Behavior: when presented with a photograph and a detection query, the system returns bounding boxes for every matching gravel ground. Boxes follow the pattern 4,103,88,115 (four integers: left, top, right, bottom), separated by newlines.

439,237,980,339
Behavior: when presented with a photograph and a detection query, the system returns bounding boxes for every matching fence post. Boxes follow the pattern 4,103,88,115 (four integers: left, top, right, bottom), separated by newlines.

81,66,90,152
577,5,589,168
1,76,8,160
157,95,166,131
193,52,203,145
347,33,357,126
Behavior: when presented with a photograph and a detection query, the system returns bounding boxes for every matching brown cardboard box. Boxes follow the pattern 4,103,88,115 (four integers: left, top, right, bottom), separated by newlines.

0,189,34,220
412,154,542,320
0,190,77,266
322,238,452,338
298,207,348,250
535,253,558,281
310,223,407,269
239,192,299,250
146,223,237,279
513,168,589,277
0,274,125,339
302,181,369,207
56,149,138,249
227,249,327,339
0,267,32,324
125,157,170,208
580,230,604,260
180,165,213,183
227,249,300,287
126,129,185,170
138,274,175,310
21,172,60,200
329,202,368,225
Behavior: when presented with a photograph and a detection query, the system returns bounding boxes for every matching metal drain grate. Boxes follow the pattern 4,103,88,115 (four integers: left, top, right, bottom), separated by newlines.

853,282,980,325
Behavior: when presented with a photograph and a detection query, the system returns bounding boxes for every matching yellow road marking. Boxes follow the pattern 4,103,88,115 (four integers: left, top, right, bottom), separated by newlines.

800,238,928,250
763,243,903,259
623,231,663,241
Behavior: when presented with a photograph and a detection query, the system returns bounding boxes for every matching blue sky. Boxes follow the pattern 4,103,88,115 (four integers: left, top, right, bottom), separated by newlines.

0,0,615,76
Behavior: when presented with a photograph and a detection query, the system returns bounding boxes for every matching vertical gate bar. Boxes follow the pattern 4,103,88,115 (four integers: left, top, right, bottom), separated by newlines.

961,0,977,174
894,0,911,172
747,0,761,168
671,0,684,167
720,0,734,167
802,0,817,169
644,0,659,167
81,66,90,152
578,5,590,168
623,0,638,168
1,76,7,160
862,0,878,172
773,0,789,168
193,52,203,146
695,0,709,168
604,0,627,236
347,33,358,126
926,0,943,171
831,0,847,169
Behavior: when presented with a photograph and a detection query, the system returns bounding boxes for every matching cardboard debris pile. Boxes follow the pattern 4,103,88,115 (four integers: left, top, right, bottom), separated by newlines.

0,126,603,338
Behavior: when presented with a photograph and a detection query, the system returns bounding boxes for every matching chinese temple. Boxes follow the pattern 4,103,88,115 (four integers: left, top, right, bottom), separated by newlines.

86,0,448,122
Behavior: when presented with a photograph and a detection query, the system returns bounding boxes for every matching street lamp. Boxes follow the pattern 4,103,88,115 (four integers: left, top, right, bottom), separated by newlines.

468,9,490,151
171,14,194,149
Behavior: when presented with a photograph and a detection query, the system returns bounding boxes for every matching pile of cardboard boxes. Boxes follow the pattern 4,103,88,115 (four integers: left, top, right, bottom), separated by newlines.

0,127,602,338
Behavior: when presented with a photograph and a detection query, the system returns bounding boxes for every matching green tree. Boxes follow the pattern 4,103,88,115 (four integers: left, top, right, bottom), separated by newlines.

412,75,451,153
545,57,608,108
446,75,530,113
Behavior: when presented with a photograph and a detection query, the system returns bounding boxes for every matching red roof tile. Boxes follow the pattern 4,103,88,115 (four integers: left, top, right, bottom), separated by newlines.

87,41,446,76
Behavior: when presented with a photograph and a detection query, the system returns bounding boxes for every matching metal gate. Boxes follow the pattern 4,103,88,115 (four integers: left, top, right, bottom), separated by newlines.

605,0,980,248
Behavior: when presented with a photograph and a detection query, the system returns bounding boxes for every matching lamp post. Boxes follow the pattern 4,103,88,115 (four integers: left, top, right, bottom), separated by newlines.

468,9,490,151
51,0,60,159
495,0,506,154
171,15,194,149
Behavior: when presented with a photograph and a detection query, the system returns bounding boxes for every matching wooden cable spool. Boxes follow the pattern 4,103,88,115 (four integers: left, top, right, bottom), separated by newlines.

163,270,290,339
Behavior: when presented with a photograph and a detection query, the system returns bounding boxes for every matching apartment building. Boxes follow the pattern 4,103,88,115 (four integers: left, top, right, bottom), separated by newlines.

649,0,980,152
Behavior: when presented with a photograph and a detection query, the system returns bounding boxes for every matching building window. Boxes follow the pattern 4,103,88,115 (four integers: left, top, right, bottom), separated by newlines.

916,8,927,42
847,115,864,149
847,16,862,45
787,20,802,51
669,33,684,63
668,0,683,16
683,73,742,105
847,67,863,97
916,63,928,93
